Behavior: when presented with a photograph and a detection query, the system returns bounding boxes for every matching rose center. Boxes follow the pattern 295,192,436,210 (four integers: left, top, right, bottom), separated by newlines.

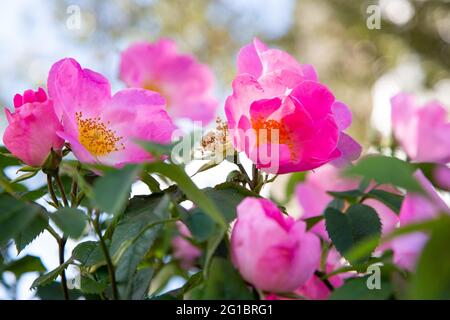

76,112,124,156
252,117,291,145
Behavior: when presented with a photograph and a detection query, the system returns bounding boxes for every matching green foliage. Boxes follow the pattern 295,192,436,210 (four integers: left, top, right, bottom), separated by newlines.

72,241,106,267
345,155,422,192
330,276,393,300
0,255,46,278
92,165,142,218
366,189,403,214
193,257,254,300
0,194,47,245
325,204,382,264
51,208,88,239
180,208,215,242
31,257,73,289
411,216,450,299
146,161,227,227
110,194,171,299
14,214,48,253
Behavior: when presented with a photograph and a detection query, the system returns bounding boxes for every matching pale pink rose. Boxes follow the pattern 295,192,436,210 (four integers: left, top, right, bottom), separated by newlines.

391,93,450,163
48,58,176,167
231,197,321,292
433,165,450,191
120,39,218,124
266,249,346,300
392,170,450,271
3,88,64,167
225,38,361,174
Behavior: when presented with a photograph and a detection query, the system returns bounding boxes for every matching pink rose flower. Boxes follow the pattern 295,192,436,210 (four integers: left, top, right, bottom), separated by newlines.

265,249,346,300
225,38,361,174
119,39,218,124
433,165,450,191
172,222,201,270
3,88,64,167
48,58,176,167
392,170,450,271
296,165,399,241
231,197,321,292
391,93,450,163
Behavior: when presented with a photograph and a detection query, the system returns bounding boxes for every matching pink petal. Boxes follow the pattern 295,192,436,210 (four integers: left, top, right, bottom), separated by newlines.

290,81,335,120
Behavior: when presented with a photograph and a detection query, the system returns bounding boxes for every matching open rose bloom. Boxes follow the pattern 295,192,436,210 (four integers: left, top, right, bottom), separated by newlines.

225,38,361,174
120,39,218,124
3,88,64,167
48,58,176,167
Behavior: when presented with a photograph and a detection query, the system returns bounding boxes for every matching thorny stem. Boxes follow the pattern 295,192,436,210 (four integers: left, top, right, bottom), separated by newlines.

93,209,119,300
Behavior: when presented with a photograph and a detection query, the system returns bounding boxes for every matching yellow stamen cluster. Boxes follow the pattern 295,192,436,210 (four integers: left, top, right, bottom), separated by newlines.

252,117,295,158
76,112,124,156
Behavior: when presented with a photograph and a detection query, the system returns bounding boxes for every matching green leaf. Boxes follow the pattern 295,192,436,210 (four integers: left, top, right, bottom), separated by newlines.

110,195,171,299
305,216,324,230
146,162,226,227
325,204,382,264
14,214,48,253
92,165,142,217
51,208,88,239
327,198,345,210
203,183,253,223
79,274,108,294
366,189,403,214
347,218,442,263
0,147,22,168
31,257,73,289
411,216,450,299
196,257,253,300
345,155,422,192
180,208,216,242
19,187,48,201
0,194,47,245
330,276,393,300
1,255,46,278
72,241,105,267
130,267,153,300
328,189,364,201
35,282,85,300
11,171,39,184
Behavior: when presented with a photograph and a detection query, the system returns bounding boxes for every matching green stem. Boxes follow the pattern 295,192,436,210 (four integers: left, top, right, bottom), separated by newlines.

46,175,59,207
55,174,69,207
46,174,69,300
233,152,251,187
93,210,119,300
314,270,334,291
58,238,70,300
70,178,78,208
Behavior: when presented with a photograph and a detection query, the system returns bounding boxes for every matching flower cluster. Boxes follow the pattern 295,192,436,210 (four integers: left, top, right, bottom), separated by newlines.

2,37,449,301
